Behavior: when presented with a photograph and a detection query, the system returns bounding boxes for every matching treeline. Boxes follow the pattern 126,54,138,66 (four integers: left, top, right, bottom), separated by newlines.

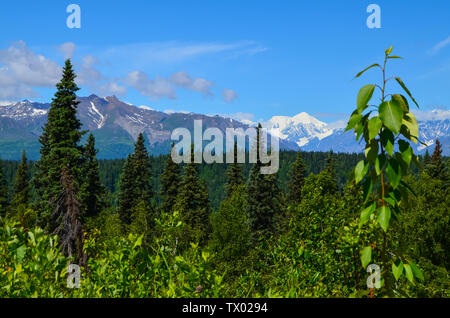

3,150,426,210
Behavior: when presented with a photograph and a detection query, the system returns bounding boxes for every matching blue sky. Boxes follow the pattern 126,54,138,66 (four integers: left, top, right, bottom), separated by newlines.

0,0,449,123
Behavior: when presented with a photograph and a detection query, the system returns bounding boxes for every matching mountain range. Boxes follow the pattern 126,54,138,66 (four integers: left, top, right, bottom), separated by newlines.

0,94,448,160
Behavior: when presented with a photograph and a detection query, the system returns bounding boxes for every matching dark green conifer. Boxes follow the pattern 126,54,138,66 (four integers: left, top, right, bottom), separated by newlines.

246,124,282,238
82,134,106,218
117,133,153,225
160,143,181,213
426,140,447,181
174,149,211,246
12,150,30,209
0,159,8,217
132,133,153,201
34,59,85,231
287,150,306,204
225,141,244,198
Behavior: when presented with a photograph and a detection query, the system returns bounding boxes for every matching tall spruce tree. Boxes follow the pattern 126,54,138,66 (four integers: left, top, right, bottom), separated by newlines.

132,133,153,201
34,59,85,232
160,143,181,213
117,133,153,225
174,148,211,246
246,123,282,238
323,150,338,194
426,139,447,180
287,150,306,204
225,141,244,198
12,150,30,208
0,159,8,217
82,134,106,218
117,154,135,225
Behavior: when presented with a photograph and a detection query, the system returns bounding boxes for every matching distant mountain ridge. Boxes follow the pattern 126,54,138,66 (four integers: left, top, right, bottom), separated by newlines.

0,95,299,160
0,95,448,160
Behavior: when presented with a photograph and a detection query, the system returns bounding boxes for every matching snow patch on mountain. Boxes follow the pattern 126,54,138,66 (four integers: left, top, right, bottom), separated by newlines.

89,102,106,129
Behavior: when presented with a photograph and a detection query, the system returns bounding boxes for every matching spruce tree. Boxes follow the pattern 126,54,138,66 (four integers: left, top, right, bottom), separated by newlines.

323,150,338,194
160,143,181,213
246,124,282,238
0,159,8,217
426,139,447,180
117,155,136,225
225,141,244,198
132,133,153,202
34,59,85,232
287,150,306,204
211,185,251,262
82,134,106,218
174,149,211,247
117,133,153,225
12,150,30,208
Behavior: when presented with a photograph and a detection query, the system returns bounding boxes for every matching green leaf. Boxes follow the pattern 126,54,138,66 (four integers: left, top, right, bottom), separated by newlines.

404,263,414,283
355,160,369,184
357,85,375,113
377,205,391,232
385,46,393,55
354,64,381,79
384,196,396,207
16,245,26,261
133,235,144,249
386,159,402,189
367,116,382,140
398,140,412,166
387,56,403,59
365,140,379,163
375,154,386,175
392,261,404,281
381,129,395,156
402,112,419,144
395,77,419,108
345,112,362,132
379,100,404,134
361,246,372,269
409,262,424,281
392,94,409,112
362,177,373,202
360,203,376,226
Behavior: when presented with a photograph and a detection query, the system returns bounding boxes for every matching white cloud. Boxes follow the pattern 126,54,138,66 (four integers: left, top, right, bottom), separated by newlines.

412,109,450,121
59,42,76,59
0,41,61,99
222,89,238,103
100,41,267,64
171,71,213,96
125,71,177,100
428,36,450,55
77,55,103,85
98,82,127,96
0,41,236,103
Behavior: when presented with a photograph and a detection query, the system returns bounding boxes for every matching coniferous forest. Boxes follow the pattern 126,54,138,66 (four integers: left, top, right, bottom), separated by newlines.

0,55,449,299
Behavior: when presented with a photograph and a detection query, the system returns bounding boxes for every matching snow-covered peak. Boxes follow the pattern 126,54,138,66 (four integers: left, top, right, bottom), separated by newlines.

139,105,154,111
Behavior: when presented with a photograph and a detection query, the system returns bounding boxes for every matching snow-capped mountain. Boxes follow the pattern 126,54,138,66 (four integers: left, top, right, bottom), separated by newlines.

261,113,333,147
0,95,299,160
0,95,448,159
